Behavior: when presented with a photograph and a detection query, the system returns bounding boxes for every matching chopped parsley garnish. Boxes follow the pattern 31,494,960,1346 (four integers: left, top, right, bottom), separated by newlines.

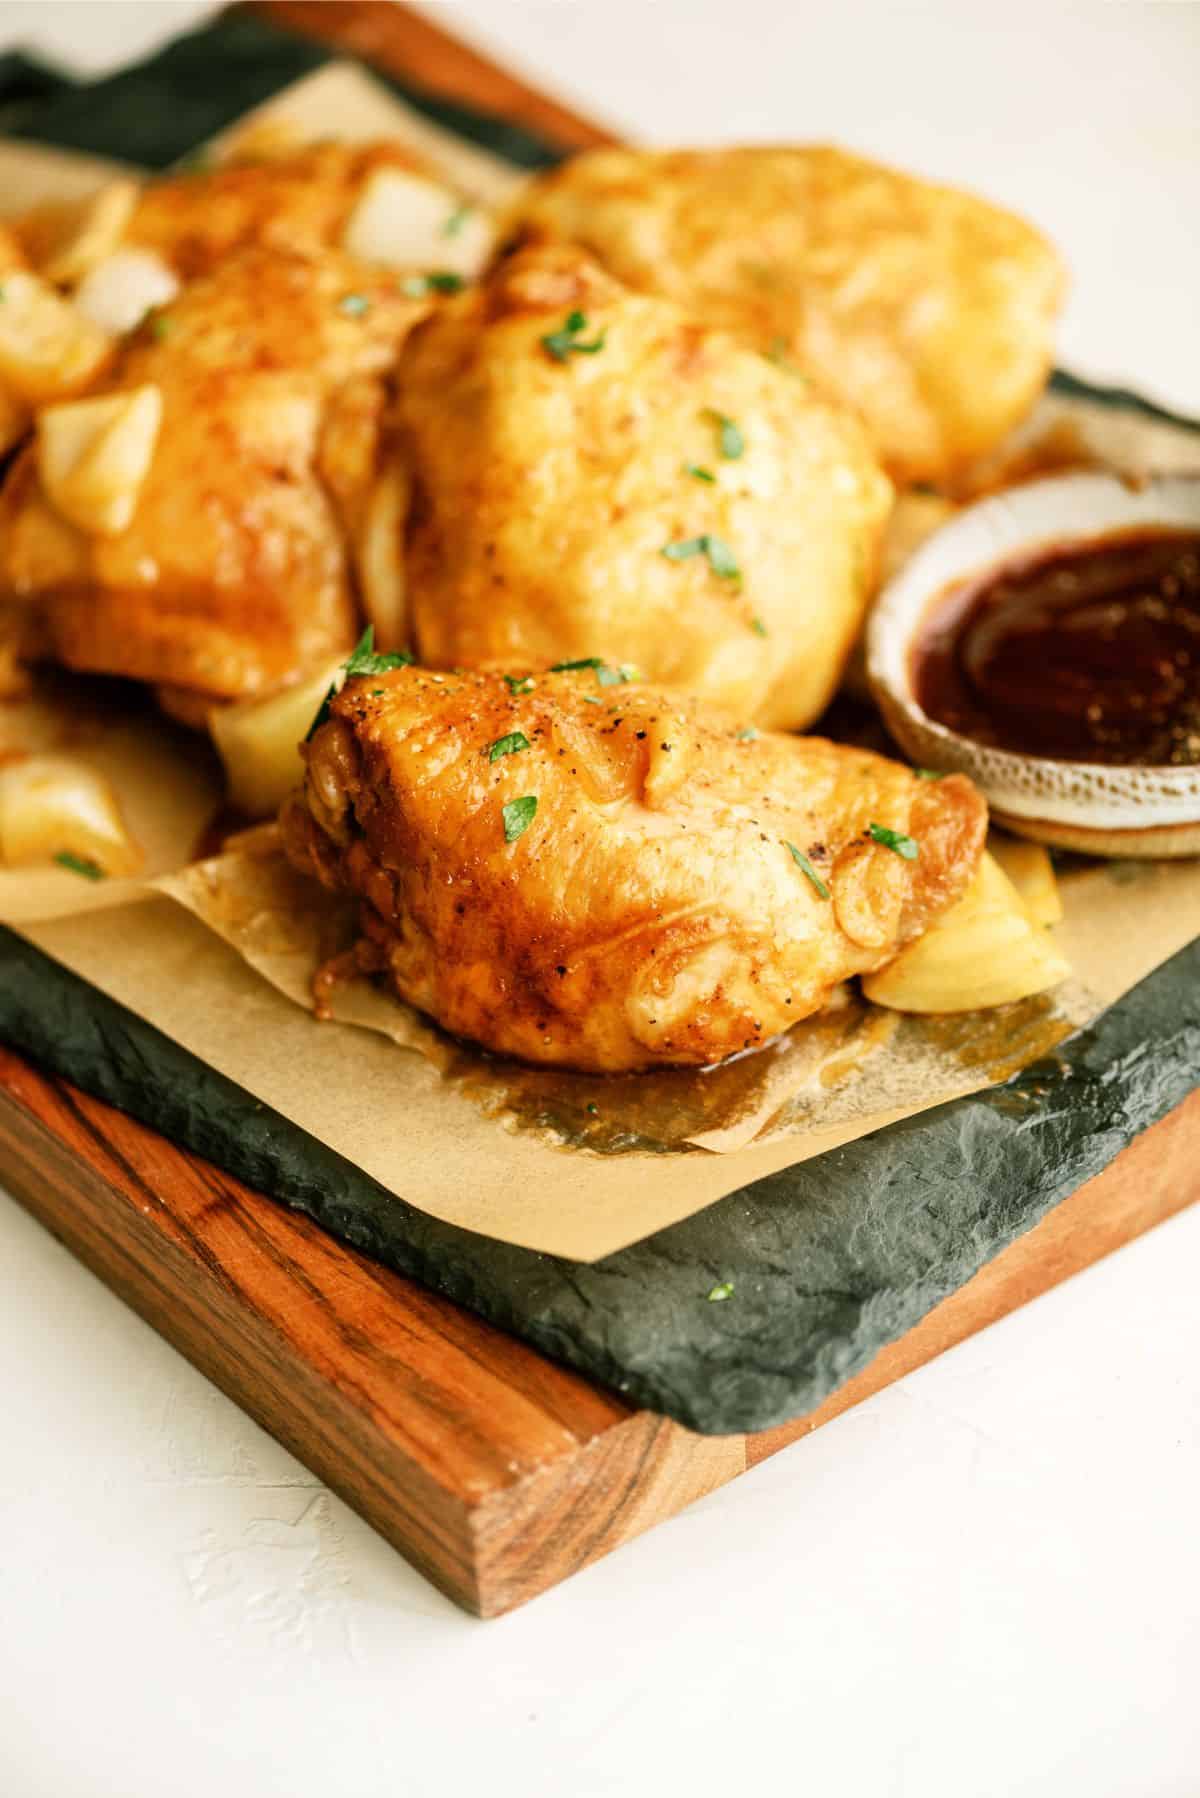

549,656,633,688
583,694,602,704
344,625,413,679
540,309,607,363
148,311,173,340
661,536,705,563
503,673,536,695
55,851,104,881
764,336,806,379
785,841,830,899
586,1101,599,1116
703,408,744,460
401,271,465,298
488,730,530,762
707,536,740,580
684,462,716,483
502,794,538,843
443,199,474,238
305,626,413,739
660,534,741,582
706,1281,735,1303
868,822,919,860
915,767,943,780
338,292,371,317
750,615,768,636
737,726,758,742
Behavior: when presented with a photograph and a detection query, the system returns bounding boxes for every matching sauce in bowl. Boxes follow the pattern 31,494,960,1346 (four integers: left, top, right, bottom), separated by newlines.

912,528,1200,766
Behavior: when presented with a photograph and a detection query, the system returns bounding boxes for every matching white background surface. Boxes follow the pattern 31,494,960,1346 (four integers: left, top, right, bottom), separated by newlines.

1,5,1198,1795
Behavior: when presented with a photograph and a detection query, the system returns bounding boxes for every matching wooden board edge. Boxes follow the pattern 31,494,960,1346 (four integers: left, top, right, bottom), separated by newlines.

0,1076,487,1610
471,1414,745,1617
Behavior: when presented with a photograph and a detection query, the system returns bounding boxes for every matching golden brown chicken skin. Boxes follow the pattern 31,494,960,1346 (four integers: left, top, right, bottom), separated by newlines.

118,141,440,281
384,245,891,731
506,146,1066,486
0,224,24,273
0,226,30,458
283,663,986,1072
0,245,427,708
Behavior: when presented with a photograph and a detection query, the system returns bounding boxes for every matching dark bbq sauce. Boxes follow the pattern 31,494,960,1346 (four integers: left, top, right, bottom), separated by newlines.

912,528,1200,766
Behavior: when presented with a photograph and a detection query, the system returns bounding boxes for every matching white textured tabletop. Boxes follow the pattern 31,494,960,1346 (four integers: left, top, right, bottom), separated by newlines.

1,5,1198,1795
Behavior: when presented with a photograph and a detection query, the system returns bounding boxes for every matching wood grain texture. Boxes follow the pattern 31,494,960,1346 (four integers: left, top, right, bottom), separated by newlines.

0,0,1197,1615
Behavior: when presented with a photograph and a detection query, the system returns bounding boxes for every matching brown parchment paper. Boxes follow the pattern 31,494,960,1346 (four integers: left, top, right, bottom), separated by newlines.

5,68,1200,1259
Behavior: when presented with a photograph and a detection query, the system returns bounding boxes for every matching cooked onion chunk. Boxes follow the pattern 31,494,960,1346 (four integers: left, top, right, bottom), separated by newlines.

0,271,112,405
342,168,492,276
211,657,345,817
0,755,141,875
987,832,1064,926
862,851,1069,1012
74,248,180,337
36,384,163,536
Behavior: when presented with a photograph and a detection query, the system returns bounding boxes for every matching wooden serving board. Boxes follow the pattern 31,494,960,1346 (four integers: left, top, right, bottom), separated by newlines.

2,0,1199,1617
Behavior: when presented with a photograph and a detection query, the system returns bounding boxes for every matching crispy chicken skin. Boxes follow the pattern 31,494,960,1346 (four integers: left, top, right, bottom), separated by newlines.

0,227,29,461
282,664,986,1072
387,245,892,731
0,245,427,706
118,141,436,281
0,223,24,272
505,146,1066,486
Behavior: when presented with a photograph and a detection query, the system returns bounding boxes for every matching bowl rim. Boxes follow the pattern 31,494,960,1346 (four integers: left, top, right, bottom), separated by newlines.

866,470,1200,828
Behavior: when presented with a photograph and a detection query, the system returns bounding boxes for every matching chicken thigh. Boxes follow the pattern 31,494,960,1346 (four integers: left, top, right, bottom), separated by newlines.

0,244,426,710
505,145,1065,486
384,245,892,731
283,662,986,1072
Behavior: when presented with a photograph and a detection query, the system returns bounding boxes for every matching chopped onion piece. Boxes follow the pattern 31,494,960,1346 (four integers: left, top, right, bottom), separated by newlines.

862,852,1070,1013
37,383,163,536
342,168,493,277
0,270,112,405
0,755,141,874
988,832,1064,926
40,178,141,285
211,658,346,818
74,248,180,337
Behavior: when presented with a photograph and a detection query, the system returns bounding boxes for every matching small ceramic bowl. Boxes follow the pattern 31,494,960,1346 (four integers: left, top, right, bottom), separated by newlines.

867,471,1200,857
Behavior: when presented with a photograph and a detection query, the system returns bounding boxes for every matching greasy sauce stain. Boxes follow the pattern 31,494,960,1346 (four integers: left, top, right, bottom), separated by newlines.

438,990,897,1154
912,992,1074,1085
914,528,1200,765
429,987,1074,1155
